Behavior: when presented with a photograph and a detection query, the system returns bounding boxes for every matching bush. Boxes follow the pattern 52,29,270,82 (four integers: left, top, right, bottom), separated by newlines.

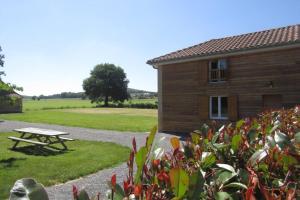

94,106,299,200
129,103,157,109
95,102,158,109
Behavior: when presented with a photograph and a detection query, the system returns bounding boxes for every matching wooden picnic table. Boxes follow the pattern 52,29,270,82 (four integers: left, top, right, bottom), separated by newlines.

8,127,74,151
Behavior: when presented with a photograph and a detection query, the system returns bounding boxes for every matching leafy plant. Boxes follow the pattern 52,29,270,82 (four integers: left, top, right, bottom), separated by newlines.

101,106,300,199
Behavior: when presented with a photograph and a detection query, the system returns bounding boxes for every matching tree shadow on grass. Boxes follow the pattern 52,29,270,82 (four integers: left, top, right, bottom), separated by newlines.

0,157,26,168
10,146,74,157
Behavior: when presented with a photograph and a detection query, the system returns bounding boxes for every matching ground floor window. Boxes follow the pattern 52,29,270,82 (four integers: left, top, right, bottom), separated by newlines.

210,96,228,119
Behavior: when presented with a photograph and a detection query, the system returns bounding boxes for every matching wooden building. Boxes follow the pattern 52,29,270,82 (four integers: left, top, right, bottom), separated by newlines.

0,92,23,113
147,24,300,132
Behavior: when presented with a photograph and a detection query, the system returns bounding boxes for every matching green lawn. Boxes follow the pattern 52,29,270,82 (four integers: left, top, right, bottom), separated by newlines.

0,132,130,199
23,98,157,111
0,108,157,132
23,98,95,111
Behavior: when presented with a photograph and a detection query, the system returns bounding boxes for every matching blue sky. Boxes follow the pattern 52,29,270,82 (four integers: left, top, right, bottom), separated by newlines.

0,0,299,96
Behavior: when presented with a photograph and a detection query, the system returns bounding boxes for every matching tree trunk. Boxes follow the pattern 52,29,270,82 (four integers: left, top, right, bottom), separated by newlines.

104,95,109,107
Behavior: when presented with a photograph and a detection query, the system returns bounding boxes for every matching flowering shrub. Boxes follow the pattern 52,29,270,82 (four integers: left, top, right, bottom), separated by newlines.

73,106,300,200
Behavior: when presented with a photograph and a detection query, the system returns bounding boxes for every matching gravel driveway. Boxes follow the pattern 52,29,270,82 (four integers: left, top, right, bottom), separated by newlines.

0,120,177,199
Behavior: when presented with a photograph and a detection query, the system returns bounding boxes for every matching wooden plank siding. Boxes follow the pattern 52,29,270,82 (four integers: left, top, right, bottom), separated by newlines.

160,47,300,132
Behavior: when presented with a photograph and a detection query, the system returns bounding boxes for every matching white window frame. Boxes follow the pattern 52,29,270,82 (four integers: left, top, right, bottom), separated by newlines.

210,96,228,120
209,59,227,83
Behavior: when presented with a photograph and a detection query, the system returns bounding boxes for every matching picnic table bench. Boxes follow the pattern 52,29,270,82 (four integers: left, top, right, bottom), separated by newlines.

8,127,74,150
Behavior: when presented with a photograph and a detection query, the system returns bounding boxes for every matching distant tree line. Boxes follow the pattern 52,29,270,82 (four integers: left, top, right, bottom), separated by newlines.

29,89,157,101
31,92,86,100
127,88,157,99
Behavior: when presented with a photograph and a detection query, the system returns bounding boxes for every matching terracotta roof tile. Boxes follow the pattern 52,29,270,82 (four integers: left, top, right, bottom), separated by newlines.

147,24,300,65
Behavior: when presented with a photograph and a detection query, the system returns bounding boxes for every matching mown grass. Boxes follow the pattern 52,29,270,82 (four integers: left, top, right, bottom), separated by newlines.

23,98,157,111
23,99,95,111
0,108,157,132
0,132,130,199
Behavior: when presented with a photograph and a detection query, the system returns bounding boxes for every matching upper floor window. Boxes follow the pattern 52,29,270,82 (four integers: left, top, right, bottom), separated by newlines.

209,59,227,82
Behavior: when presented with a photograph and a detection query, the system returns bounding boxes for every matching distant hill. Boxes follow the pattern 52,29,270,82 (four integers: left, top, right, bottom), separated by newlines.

24,88,157,99
127,88,157,99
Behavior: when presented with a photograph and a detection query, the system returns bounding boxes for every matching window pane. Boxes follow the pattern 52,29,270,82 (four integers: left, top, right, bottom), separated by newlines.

211,97,218,117
221,97,228,117
210,61,218,70
210,61,218,81
218,59,227,69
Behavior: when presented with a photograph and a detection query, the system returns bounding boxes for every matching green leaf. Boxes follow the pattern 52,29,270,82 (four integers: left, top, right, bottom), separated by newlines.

188,170,205,199
216,164,236,173
258,163,269,173
268,124,280,134
212,131,221,144
248,149,267,166
169,168,189,199
281,155,297,171
77,190,90,200
201,154,216,170
191,132,200,144
275,131,289,149
266,136,276,147
265,125,273,135
135,146,147,167
213,143,229,150
275,131,288,143
107,181,124,200
231,134,242,152
216,170,237,185
184,146,193,159
146,126,157,151
134,146,147,183
236,120,244,129
251,121,259,129
200,124,209,136
223,182,247,190
247,129,257,142
295,132,300,143
215,192,233,200
238,169,249,184
115,183,125,199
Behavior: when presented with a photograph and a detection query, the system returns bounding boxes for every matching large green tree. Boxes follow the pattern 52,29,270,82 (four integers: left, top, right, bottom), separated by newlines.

0,46,23,95
83,63,129,106
0,46,5,80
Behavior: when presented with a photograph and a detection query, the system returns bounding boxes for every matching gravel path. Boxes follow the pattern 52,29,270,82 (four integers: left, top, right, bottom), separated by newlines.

0,120,178,199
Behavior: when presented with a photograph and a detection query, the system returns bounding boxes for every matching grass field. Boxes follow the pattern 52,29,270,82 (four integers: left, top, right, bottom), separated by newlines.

0,132,130,199
0,108,157,132
0,99,158,132
23,98,95,111
23,98,157,111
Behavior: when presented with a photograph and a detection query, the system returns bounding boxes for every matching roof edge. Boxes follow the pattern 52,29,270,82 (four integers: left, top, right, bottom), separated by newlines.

148,42,300,68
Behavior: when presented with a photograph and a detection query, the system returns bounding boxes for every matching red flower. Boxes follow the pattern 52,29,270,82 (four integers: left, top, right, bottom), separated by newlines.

72,185,78,200
132,137,137,153
134,184,142,196
157,171,169,182
111,174,116,191
146,187,152,200
152,159,160,168
123,179,130,194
